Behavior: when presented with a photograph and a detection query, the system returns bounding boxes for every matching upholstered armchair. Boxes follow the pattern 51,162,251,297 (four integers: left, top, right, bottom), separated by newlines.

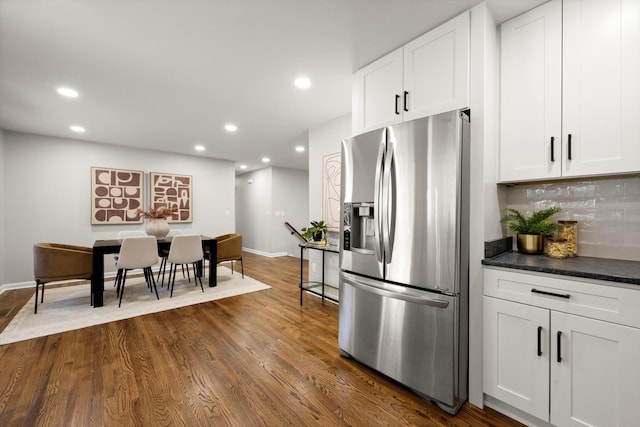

33,243,93,314
214,233,244,278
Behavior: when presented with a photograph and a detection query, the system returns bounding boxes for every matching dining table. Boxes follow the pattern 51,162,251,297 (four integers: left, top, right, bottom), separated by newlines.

91,235,217,307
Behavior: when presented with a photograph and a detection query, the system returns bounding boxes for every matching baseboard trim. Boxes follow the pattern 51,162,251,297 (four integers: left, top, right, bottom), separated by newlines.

242,247,289,258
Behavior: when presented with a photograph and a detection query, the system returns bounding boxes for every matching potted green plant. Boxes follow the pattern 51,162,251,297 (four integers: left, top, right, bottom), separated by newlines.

500,207,562,254
301,220,329,244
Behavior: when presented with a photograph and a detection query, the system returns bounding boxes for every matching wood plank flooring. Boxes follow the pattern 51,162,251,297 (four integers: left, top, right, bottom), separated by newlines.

0,252,522,426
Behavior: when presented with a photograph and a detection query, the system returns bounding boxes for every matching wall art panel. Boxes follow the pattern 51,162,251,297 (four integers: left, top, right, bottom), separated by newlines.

322,152,341,230
150,172,192,223
91,167,144,224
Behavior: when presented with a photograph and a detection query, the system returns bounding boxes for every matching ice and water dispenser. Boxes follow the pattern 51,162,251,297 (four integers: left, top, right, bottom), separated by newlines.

343,202,376,254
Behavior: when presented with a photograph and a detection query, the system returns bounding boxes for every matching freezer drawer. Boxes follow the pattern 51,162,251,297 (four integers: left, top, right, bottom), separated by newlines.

338,272,467,413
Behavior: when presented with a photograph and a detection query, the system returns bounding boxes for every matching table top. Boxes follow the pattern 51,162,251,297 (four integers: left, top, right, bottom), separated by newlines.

299,242,339,253
93,235,214,250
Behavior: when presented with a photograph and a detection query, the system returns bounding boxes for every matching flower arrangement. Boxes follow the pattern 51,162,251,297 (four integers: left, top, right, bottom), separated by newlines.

136,204,177,220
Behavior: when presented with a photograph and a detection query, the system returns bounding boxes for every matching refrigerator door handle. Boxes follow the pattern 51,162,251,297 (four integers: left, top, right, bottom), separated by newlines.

373,138,386,263
384,132,396,262
342,273,450,308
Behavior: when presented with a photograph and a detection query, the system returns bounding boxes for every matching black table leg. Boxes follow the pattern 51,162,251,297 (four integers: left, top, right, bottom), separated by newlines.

92,248,105,307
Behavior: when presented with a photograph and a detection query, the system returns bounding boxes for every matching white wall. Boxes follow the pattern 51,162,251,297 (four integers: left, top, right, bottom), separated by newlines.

236,168,273,254
2,131,235,286
307,113,351,286
272,167,309,256
235,166,308,257
0,129,5,286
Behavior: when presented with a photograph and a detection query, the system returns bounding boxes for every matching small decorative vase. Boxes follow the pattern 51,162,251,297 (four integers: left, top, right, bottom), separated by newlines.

145,218,170,239
517,233,544,254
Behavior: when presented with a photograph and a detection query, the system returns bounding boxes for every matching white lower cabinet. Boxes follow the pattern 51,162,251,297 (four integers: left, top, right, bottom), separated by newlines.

483,268,640,426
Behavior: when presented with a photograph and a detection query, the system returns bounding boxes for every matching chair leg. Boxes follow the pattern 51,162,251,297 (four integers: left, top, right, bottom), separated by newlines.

193,262,204,292
34,280,44,314
240,257,244,279
231,260,234,274
118,270,129,307
147,267,159,300
170,264,178,298
157,256,166,284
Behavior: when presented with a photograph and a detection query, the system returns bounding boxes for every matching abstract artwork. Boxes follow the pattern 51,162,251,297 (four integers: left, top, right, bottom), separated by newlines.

322,152,341,230
91,167,144,224
150,172,192,223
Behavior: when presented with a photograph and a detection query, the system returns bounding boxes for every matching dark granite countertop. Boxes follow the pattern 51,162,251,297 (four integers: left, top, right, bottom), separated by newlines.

482,251,640,286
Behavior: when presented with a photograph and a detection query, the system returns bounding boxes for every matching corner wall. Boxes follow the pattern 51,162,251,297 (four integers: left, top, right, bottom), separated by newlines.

235,166,309,257
307,113,351,287
2,131,235,286
468,3,504,407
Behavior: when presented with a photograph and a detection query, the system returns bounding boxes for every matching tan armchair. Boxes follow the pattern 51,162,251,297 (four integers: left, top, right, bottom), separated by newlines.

33,243,93,314
214,233,244,278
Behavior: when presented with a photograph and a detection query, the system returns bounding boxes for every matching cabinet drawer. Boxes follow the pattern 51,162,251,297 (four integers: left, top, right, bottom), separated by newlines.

484,267,640,328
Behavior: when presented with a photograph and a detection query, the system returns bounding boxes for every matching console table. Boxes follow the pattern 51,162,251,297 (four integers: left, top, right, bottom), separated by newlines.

298,242,339,305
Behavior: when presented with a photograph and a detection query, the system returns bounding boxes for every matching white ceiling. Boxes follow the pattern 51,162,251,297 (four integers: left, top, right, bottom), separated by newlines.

0,0,544,174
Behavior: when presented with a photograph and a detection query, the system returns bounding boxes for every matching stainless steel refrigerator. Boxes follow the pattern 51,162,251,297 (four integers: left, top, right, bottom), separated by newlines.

338,109,470,414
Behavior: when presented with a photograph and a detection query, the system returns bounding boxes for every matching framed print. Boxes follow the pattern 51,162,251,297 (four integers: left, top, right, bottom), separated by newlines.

91,167,144,224
150,172,192,223
322,152,341,230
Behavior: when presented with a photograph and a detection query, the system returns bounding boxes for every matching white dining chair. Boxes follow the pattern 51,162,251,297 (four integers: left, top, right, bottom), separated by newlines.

158,229,183,284
166,234,204,297
114,230,147,285
115,236,160,307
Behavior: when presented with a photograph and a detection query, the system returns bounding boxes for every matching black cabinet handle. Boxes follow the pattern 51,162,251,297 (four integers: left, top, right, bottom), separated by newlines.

403,91,409,112
531,288,570,299
568,134,572,160
395,94,400,115
557,331,562,363
537,326,543,356
550,137,555,162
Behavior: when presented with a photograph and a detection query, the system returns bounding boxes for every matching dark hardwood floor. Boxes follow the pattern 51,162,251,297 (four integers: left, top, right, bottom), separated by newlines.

0,252,522,426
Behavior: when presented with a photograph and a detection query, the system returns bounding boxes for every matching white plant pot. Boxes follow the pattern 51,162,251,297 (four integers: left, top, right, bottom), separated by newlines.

145,218,170,239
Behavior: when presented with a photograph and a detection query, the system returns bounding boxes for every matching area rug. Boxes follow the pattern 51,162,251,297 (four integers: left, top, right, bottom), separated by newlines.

0,267,270,345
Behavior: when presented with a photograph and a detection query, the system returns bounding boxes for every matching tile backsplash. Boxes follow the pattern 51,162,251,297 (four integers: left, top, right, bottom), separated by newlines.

503,175,640,261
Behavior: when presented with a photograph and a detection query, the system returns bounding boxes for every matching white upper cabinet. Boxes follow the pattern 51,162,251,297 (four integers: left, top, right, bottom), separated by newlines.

403,11,470,122
352,11,469,135
499,0,562,182
499,0,640,182
352,48,404,133
562,0,640,177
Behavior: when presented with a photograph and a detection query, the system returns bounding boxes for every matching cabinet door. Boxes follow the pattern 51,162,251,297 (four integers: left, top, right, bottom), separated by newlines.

499,0,562,182
352,48,403,135
403,11,469,122
562,0,640,177
483,297,550,421
551,312,640,427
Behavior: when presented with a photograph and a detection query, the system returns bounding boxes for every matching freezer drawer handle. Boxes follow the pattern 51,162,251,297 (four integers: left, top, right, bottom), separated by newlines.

342,275,449,308
531,288,570,299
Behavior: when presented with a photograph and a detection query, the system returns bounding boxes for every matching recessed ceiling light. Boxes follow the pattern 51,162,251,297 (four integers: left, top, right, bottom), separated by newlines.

295,146,305,153
57,87,79,98
225,124,238,132
70,125,85,133
262,157,270,163
294,76,311,89
194,145,205,152
239,164,247,169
